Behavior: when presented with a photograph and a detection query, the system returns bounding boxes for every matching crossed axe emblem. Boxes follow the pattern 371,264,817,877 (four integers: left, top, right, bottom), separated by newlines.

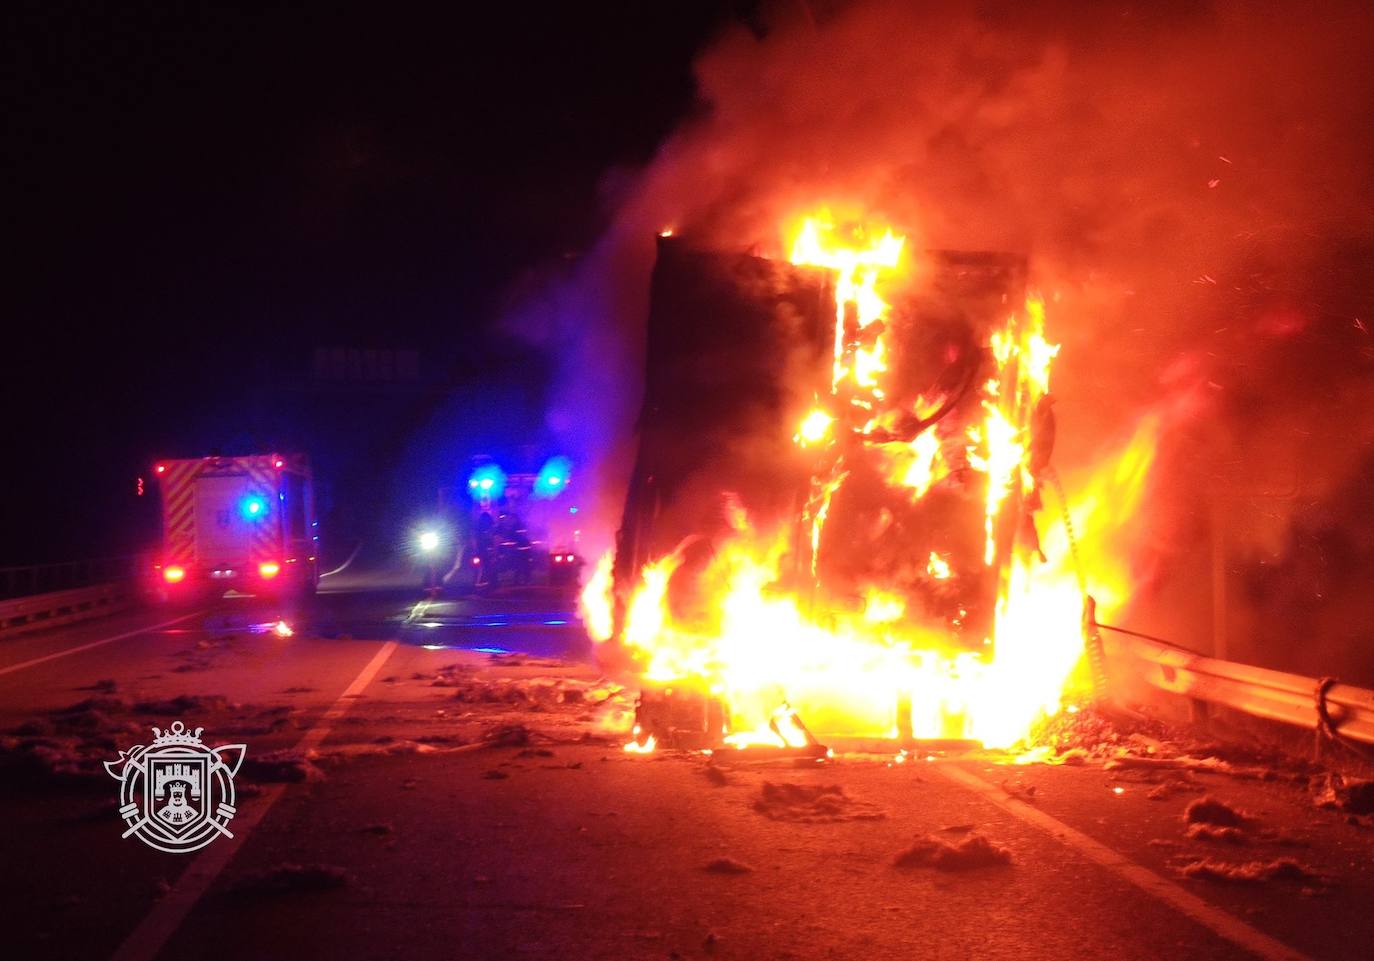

105,738,246,845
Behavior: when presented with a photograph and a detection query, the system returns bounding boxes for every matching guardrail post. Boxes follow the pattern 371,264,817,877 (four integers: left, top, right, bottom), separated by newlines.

1082,595,1110,701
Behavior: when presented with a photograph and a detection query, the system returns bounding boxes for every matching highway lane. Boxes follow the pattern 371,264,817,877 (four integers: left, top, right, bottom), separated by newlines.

0,607,207,678
2,585,1370,961
144,745,1374,961
0,581,567,961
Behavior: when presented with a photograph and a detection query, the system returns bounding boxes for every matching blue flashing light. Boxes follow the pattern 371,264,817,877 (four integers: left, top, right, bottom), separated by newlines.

467,463,507,500
535,456,573,499
242,496,267,519
568,506,579,514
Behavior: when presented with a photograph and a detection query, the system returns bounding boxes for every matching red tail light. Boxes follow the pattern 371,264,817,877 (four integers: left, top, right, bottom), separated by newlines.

163,565,186,584
258,561,281,579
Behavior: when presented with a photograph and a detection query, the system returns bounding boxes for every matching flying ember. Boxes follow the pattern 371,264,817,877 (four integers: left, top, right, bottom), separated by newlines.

584,211,1157,752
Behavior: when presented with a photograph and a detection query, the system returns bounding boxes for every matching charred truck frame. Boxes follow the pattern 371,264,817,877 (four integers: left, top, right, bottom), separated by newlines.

611,234,1054,750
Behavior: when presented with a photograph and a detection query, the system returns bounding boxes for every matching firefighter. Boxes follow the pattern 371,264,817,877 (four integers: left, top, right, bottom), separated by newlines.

473,512,495,590
495,504,533,585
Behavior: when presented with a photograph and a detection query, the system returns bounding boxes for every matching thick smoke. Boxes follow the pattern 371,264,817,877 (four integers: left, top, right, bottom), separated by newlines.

511,0,1374,676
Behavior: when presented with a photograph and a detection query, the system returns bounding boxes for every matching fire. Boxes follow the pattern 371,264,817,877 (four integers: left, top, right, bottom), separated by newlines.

623,726,657,753
863,590,905,624
967,404,1024,565
790,215,903,393
893,426,945,499
580,550,616,643
608,211,1157,753
628,553,684,677
795,407,834,446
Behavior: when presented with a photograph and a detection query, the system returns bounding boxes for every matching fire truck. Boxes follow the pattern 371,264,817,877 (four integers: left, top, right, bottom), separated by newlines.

151,454,319,600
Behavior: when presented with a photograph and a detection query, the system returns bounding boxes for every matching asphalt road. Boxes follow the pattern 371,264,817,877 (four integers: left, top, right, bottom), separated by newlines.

1,578,1370,961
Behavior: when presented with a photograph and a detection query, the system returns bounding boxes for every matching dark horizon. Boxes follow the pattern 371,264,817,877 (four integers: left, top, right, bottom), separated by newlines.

5,1,737,565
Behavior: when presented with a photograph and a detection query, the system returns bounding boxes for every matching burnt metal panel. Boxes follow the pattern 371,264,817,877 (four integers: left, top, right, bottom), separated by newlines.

614,236,831,600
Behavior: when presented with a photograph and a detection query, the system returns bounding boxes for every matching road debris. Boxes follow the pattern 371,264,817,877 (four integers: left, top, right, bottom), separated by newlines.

75,679,119,693
241,751,324,783
1178,857,1324,885
1001,779,1039,802
1183,795,1249,827
1313,773,1374,815
1146,776,1203,800
703,765,731,786
229,863,351,897
894,833,1012,871
752,782,885,822
479,723,533,748
1185,823,1249,844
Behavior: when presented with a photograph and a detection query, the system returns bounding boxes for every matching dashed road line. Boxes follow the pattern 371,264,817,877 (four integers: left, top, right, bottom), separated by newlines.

108,639,399,961
935,762,1313,961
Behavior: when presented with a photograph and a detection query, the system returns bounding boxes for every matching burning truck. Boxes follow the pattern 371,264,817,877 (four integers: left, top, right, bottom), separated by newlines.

581,214,1156,753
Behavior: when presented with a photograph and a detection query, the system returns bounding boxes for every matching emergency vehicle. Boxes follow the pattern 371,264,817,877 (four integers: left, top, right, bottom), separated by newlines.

151,454,319,600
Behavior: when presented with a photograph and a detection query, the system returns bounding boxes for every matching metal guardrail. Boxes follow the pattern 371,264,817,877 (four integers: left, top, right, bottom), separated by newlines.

0,581,134,636
0,555,144,600
1099,619,1374,747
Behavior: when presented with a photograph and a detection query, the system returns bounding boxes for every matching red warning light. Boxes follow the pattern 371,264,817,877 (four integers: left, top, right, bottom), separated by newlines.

155,464,166,474
273,458,284,469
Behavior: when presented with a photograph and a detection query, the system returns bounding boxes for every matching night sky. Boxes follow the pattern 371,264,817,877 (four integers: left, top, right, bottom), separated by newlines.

6,2,737,565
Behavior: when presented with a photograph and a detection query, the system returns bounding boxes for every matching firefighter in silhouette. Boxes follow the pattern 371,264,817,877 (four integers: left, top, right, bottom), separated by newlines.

473,511,495,590
495,502,533,585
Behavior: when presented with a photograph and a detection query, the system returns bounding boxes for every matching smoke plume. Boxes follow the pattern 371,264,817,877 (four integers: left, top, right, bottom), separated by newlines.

510,0,1374,674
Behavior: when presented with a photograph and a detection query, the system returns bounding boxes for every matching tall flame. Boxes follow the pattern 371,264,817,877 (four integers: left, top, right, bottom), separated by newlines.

605,212,1156,752
580,550,616,643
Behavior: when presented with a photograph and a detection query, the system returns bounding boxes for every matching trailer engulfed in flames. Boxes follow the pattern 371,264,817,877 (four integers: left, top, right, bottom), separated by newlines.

583,212,1157,752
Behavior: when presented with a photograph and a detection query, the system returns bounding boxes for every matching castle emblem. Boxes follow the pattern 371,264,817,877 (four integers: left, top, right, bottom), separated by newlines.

104,721,246,854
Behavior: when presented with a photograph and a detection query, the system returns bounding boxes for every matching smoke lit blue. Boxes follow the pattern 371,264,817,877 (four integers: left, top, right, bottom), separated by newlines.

467,463,507,499
534,456,573,498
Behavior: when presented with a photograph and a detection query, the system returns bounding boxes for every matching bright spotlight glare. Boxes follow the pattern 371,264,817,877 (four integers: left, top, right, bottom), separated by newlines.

418,530,440,552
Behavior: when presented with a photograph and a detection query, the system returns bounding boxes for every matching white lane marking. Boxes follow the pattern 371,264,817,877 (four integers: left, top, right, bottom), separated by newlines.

0,611,204,677
318,540,364,579
108,639,399,961
404,595,434,624
935,763,1314,961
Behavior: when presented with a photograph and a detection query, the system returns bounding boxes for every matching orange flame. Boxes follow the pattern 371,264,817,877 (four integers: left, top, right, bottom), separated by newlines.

604,212,1156,751
579,550,616,643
